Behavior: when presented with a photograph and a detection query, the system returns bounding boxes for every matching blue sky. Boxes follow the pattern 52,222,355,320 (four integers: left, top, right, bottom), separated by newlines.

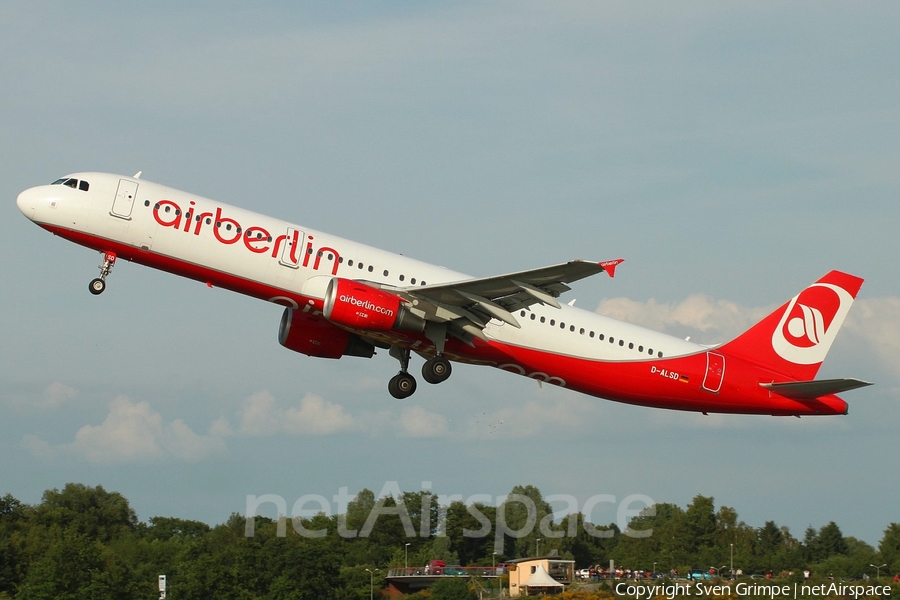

2,2,899,550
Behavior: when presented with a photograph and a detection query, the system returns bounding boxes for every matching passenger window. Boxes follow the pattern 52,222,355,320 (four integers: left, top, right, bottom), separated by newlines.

144,200,150,207
550,319,555,326
619,340,624,346
399,275,405,281
531,314,536,320
540,316,546,323
570,325,576,332
638,345,643,352
628,342,634,349
520,311,526,317
589,331,595,338
411,278,416,284
560,322,565,329
599,334,605,340
609,337,615,343
368,265,373,272
383,270,389,276
348,260,354,266
358,263,364,269
658,351,663,358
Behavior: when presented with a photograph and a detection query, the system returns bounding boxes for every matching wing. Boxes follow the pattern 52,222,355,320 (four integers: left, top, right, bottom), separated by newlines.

387,259,623,345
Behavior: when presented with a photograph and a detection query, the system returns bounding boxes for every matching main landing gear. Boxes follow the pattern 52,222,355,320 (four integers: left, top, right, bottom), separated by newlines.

387,346,453,399
89,251,117,295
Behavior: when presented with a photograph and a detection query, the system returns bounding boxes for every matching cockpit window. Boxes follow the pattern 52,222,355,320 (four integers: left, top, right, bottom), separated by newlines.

50,177,89,191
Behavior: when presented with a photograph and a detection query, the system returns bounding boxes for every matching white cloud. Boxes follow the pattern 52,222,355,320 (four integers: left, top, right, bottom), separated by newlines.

20,434,56,460
237,391,358,436
463,392,599,440
22,396,226,464
398,405,449,438
845,297,900,375
596,294,771,342
208,416,234,437
43,381,77,407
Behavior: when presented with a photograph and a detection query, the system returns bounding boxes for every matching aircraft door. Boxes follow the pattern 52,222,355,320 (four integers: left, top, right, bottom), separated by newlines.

279,227,304,268
111,179,138,219
702,352,725,393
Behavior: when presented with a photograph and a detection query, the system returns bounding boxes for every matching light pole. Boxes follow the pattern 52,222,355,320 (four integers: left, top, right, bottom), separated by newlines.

365,568,379,600
653,562,657,576
870,563,887,579
730,543,734,579
405,543,411,573
536,538,542,557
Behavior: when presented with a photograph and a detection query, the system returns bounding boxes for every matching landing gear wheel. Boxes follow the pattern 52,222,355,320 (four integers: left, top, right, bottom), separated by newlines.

388,372,417,399
89,251,117,296
89,278,106,295
422,356,452,384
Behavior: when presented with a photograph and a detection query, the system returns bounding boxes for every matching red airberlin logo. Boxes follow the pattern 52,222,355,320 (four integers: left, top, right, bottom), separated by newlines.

339,294,395,317
772,283,852,365
151,199,341,275
780,285,841,348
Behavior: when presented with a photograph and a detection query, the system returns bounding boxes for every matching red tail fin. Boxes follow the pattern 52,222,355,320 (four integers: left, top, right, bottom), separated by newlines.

718,271,864,381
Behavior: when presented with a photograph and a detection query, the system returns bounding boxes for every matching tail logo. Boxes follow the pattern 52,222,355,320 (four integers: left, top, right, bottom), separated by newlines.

772,283,853,365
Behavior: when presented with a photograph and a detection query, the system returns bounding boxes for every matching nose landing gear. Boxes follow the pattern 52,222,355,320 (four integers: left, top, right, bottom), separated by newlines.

89,251,117,295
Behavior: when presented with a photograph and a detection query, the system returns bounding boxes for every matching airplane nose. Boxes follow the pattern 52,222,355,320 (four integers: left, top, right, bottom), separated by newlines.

16,187,37,219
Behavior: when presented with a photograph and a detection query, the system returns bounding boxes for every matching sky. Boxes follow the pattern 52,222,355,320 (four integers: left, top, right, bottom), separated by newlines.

2,1,899,553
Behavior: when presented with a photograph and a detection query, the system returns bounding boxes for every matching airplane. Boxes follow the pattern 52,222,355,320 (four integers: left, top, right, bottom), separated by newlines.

16,172,871,416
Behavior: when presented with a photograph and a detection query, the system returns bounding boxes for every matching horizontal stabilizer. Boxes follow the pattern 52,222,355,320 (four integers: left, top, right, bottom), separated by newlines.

760,378,872,399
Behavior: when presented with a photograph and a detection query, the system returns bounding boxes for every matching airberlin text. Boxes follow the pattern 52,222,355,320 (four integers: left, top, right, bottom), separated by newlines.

616,582,891,599
151,200,341,274
340,295,395,317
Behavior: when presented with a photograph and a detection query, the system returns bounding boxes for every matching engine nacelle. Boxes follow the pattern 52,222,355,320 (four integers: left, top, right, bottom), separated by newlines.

278,308,375,359
323,278,425,332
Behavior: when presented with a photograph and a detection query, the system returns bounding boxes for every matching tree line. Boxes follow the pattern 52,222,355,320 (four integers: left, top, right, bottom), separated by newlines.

0,483,898,599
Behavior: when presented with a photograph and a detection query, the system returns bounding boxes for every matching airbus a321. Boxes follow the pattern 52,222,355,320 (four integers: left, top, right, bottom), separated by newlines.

16,172,871,415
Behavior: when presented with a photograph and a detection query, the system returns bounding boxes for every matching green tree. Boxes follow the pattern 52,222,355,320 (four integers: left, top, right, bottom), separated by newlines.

17,529,104,600
430,576,477,600
878,523,900,576
35,483,137,543
0,494,29,595
817,522,848,558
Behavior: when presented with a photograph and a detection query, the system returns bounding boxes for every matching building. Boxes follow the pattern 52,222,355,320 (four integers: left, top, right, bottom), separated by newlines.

506,557,573,597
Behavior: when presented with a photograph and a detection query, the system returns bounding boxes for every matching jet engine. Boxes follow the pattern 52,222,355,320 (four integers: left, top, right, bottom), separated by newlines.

323,278,425,332
278,308,375,359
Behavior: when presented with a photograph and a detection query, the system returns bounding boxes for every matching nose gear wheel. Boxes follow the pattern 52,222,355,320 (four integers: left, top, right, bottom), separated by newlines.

89,251,117,295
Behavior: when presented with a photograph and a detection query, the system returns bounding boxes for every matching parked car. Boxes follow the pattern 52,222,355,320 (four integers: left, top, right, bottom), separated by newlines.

687,569,711,581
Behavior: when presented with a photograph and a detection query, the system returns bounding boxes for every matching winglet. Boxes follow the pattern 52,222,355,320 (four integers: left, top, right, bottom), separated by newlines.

599,259,624,278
